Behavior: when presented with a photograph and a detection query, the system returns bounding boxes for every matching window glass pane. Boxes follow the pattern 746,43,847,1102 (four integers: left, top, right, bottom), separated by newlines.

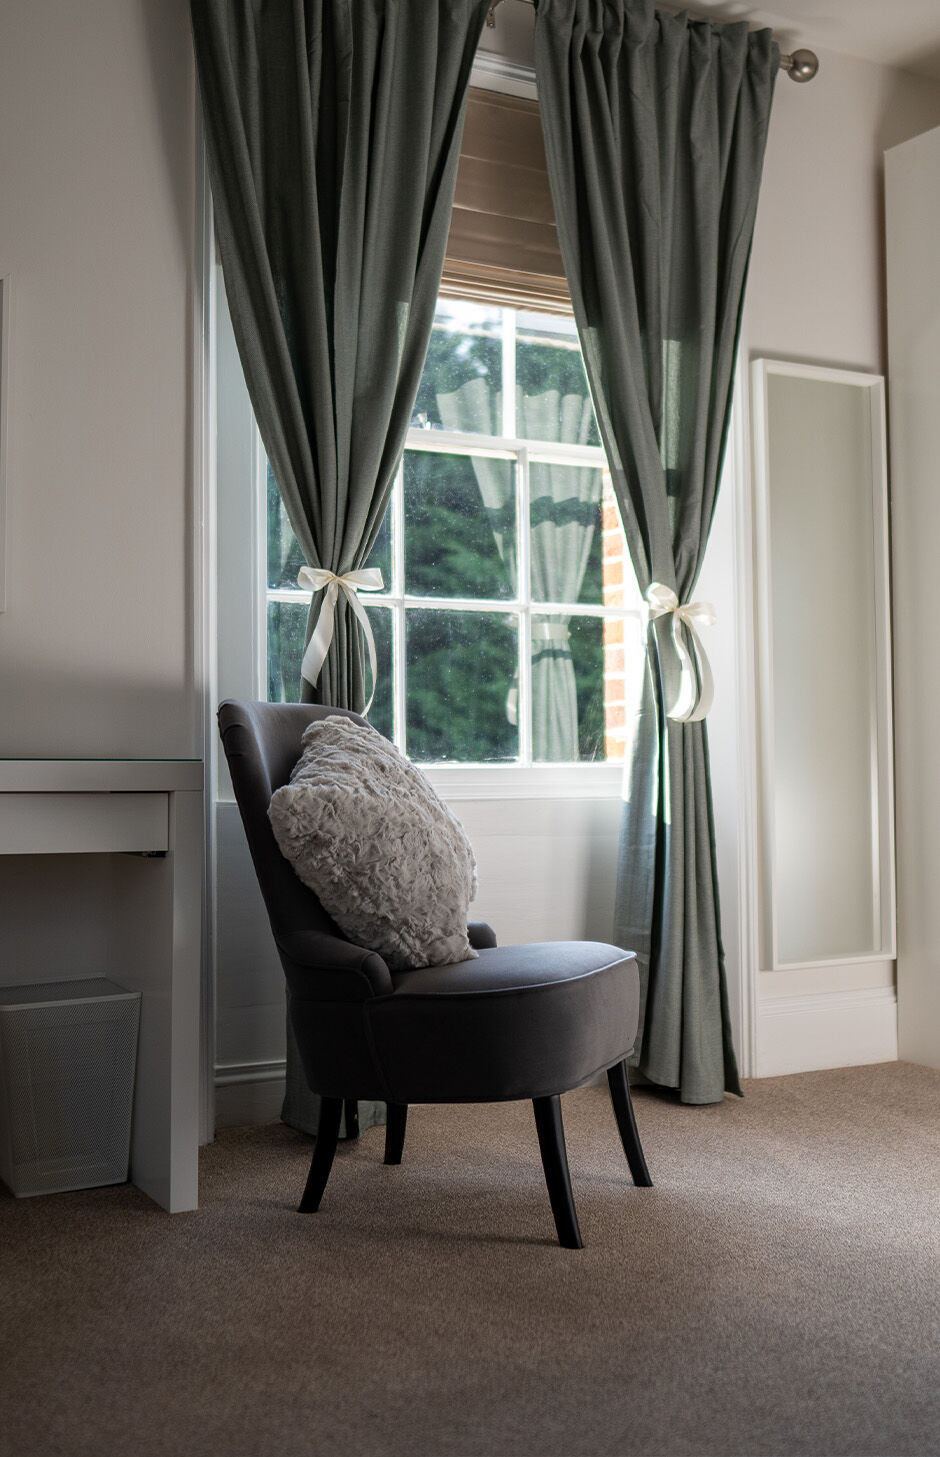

531,613,617,763
363,503,393,590
406,609,518,762
267,599,305,703
404,450,516,600
268,465,392,592
412,299,502,432
267,465,305,591
515,311,601,448
364,605,394,741
529,461,604,605
266,600,394,739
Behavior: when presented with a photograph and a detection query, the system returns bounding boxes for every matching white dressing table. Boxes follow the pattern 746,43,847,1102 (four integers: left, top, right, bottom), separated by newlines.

0,759,203,1211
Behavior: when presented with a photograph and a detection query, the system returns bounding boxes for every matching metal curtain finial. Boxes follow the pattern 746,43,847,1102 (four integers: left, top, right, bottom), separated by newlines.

780,48,820,83
483,0,818,82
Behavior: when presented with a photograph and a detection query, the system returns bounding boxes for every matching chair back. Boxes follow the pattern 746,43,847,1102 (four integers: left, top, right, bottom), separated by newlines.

217,699,365,949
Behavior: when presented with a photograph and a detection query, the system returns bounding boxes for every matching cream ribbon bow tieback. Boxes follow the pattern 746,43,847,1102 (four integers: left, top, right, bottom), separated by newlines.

645,582,717,723
298,566,384,712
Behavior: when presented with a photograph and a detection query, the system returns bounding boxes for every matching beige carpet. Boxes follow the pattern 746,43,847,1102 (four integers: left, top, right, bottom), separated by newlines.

2,1062,939,1457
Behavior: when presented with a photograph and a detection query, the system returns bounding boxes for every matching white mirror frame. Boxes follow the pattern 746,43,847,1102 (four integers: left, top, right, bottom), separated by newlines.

751,358,896,971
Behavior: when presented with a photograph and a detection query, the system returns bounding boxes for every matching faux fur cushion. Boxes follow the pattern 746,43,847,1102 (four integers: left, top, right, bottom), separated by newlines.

268,717,478,972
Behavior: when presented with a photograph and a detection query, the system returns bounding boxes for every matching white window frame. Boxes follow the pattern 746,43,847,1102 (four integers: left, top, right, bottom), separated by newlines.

262,304,643,796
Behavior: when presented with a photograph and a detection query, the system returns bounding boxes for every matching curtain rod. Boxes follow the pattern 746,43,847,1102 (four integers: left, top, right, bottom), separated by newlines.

485,0,820,82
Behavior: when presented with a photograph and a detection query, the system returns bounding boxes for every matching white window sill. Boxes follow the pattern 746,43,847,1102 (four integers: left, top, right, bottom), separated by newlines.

217,761,625,808
422,762,625,801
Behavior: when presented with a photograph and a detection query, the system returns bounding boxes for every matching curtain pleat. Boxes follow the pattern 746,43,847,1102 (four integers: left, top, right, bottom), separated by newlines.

535,0,777,1102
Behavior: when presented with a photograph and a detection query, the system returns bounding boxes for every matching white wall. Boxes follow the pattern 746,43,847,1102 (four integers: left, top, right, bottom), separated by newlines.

748,51,940,372
745,52,940,1072
886,125,940,1071
0,0,196,759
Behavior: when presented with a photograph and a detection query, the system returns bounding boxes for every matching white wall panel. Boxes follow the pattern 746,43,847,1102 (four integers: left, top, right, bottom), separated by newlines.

0,0,195,757
215,802,285,1070
460,796,621,946
886,124,940,1071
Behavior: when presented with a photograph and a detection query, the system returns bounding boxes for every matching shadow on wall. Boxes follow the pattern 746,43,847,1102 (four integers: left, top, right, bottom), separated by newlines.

139,0,196,261
139,0,199,728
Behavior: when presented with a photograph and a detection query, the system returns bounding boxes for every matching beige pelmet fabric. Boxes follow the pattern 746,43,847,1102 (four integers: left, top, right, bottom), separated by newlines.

269,718,478,973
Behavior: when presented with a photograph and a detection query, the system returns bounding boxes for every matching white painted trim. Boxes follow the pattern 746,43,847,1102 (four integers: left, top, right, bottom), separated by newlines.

516,444,533,765
215,1058,286,1087
0,275,10,613
471,51,538,101
252,411,268,701
268,589,635,620
756,986,898,1078
750,358,896,972
751,359,776,974
406,426,606,467
214,1060,286,1130
757,950,898,973
729,343,760,1079
193,116,217,1146
391,462,407,748
870,374,898,957
501,306,516,439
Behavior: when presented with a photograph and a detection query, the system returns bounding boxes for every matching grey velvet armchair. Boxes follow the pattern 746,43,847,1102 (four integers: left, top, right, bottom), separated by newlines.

218,699,651,1248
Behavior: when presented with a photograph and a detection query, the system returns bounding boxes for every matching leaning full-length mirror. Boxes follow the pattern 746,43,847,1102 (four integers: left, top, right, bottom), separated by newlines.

752,360,895,968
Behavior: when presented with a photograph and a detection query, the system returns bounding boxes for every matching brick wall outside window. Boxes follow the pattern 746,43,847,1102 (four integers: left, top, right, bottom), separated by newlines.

601,473,629,762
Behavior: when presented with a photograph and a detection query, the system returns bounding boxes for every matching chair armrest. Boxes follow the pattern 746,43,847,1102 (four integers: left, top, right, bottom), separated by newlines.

468,921,497,950
276,930,394,1000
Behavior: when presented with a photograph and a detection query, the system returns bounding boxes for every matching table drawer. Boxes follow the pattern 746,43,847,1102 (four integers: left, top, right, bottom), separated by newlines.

0,794,169,855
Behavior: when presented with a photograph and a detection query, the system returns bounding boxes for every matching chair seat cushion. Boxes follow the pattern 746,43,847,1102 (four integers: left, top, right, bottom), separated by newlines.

389,941,633,996
368,941,640,1104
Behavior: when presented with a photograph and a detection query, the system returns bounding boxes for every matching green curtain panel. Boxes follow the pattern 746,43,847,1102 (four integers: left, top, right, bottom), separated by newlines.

535,0,778,1102
192,0,490,1132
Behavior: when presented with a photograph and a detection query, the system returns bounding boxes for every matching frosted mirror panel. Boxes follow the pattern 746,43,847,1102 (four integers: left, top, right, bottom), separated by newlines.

766,373,879,962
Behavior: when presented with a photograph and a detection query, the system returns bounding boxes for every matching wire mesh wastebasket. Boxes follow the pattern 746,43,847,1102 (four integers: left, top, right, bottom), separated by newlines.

0,978,141,1197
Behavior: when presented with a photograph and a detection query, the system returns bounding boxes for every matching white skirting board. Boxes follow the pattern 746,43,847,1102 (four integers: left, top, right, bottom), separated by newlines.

215,1059,286,1129
756,987,898,1078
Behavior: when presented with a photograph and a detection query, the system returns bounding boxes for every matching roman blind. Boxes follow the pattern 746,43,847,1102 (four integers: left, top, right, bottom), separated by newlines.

441,87,570,314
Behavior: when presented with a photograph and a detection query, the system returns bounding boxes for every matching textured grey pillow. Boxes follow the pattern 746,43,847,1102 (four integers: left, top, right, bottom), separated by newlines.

268,717,478,972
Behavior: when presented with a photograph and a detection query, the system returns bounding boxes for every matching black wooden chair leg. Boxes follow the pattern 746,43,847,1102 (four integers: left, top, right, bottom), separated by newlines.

343,1099,360,1140
607,1059,653,1187
533,1095,583,1249
298,1096,343,1212
384,1103,407,1165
